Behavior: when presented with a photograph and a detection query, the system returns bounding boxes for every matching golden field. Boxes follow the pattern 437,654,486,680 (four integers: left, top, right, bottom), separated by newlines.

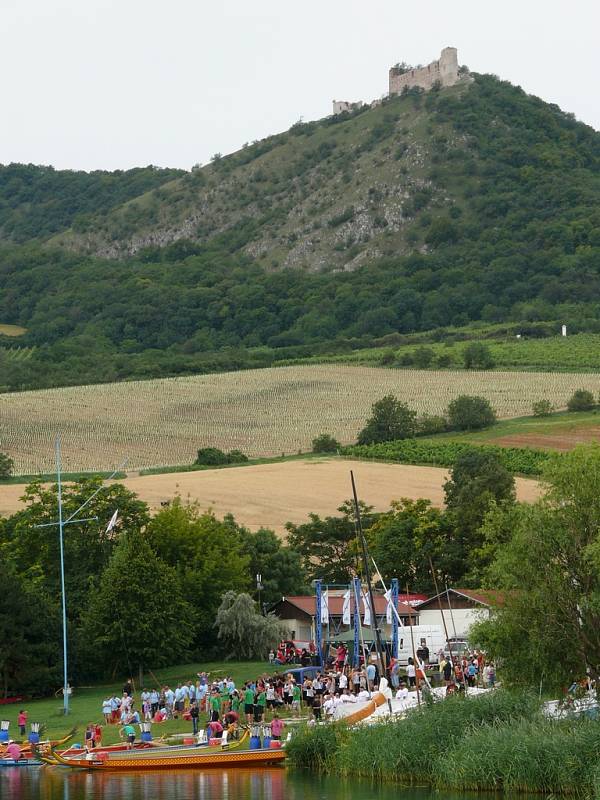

1,364,599,473
0,459,542,532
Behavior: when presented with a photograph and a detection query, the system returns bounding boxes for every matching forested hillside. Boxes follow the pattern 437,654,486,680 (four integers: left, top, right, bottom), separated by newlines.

0,164,183,242
1,74,599,391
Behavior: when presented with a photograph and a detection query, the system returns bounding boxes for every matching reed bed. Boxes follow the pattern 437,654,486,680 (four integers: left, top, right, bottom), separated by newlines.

287,691,600,796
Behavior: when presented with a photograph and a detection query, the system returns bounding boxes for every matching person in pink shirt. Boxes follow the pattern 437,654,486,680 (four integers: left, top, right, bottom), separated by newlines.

17,710,28,737
270,713,284,740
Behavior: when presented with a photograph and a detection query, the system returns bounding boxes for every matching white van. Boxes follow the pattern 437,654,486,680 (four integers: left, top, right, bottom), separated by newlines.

397,625,445,665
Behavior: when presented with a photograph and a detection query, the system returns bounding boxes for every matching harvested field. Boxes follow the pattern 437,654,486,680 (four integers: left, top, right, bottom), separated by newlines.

495,428,600,451
1,364,600,473
0,459,542,532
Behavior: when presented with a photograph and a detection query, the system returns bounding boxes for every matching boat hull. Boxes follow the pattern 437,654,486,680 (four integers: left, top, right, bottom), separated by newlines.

49,748,286,771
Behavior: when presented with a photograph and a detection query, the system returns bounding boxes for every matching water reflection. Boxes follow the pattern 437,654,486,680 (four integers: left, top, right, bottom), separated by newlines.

0,766,478,800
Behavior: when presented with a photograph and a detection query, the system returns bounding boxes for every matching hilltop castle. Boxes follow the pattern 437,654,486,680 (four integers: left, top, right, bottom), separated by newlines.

333,47,461,115
389,47,459,95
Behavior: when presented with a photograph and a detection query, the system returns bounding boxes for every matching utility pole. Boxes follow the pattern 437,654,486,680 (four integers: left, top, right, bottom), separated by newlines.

35,437,126,715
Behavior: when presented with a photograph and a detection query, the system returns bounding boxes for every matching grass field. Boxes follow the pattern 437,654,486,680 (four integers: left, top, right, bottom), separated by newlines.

1,364,600,474
0,661,267,744
0,458,542,530
0,323,26,337
294,333,600,373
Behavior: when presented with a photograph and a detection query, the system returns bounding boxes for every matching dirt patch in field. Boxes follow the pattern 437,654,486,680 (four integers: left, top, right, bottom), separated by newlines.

0,459,542,533
495,428,600,452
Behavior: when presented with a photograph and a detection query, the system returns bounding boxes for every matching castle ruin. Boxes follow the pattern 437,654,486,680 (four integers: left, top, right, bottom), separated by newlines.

389,47,459,95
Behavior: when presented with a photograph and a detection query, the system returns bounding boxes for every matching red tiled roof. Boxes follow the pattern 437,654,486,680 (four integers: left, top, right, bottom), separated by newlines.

277,595,415,617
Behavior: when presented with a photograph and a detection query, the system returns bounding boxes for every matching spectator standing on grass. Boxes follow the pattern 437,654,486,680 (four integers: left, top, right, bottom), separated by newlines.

120,722,136,750
102,697,112,724
292,682,302,716
406,659,416,688
243,683,255,725
190,701,199,735
17,710,28,737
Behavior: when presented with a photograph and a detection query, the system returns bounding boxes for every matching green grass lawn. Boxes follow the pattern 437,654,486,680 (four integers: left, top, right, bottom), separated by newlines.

2,661,268,745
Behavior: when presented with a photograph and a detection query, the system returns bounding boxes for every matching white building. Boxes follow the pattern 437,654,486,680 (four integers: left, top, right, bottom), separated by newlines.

415,589,501,640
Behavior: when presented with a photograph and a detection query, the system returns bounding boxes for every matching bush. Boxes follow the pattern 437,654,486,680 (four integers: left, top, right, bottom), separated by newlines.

412,346,435,368
447,395,497,430
227,449,249,464
416,414,448,436
463,341,495,369
567,389,595,412
436,353,453,368
532,399,554,417
312,434,340,453
195,447,248,466
0,452,14,480
342,439,549,476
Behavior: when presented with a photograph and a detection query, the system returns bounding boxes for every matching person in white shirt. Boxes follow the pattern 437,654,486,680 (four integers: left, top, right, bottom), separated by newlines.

340,689,357,703
164,686,175,717
395,683,409,702
357,689,371,702
339,672,348,691
323,694,336,716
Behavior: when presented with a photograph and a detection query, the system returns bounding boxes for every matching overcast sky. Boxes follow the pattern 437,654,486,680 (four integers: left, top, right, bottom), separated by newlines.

2,0,598,172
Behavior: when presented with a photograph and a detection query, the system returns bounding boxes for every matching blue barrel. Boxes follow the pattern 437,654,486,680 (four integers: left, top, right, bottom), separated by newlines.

28,733,40,744
0,732,9,743
249,724,261,750
141,731,153,742
262,725,271,749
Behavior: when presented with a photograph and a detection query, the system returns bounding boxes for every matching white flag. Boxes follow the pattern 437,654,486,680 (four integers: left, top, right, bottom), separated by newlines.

106,509,119,533
385,589,393,624
320,590,329,624
342,590,351,625
362,592,371,627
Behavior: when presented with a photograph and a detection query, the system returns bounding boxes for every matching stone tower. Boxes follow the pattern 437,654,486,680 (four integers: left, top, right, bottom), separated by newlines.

389,47,460,95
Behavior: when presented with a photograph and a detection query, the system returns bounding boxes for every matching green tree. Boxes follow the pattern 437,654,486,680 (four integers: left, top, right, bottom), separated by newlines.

286,500,373,583
0,452,14,480
463,342,495,370
357,395,417,444
1,478,149,635
472,445,600,690
312,434,340,453
447,395,496,430
0,560,60,697
81,531,193,676
195,447,229,466
145,501,250,651
567,389,595,412
241,528,308,607
444,450,515,540
367,498,463,593
532,399,553,417
215,591,289,660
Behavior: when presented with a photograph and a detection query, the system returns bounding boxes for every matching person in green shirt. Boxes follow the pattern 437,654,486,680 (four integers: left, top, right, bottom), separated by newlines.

254,689,266,722
243,684,255,725
231,692,240,713
119,723,136,750
209,692,221,722
292,683,302,717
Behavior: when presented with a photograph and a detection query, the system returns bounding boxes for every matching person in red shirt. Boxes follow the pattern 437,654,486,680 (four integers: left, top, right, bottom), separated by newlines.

6,742,21,761
208,719,223,739
17,710,27,737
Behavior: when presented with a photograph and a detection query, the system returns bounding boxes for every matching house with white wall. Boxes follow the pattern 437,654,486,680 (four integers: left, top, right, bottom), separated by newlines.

415,589,501,640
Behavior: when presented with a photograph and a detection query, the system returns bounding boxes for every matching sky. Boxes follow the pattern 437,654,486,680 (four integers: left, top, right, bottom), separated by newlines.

2,0,598,172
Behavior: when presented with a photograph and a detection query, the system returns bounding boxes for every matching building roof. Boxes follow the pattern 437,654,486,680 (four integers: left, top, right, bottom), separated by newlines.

418,588,504,610
273,595,415,618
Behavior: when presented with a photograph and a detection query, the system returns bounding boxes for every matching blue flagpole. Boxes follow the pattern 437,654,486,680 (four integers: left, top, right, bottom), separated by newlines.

391,578,399,659
315,580,323,667
353,577,361,667
56,437,69,716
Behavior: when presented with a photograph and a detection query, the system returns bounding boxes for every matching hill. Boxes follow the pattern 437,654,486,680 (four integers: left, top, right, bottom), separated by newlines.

0,74,599,390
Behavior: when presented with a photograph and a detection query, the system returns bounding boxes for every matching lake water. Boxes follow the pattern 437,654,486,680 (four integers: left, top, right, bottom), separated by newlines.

0,766,472,800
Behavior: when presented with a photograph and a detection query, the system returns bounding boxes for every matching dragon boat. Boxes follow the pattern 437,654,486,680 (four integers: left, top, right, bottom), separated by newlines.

37,731,286,771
